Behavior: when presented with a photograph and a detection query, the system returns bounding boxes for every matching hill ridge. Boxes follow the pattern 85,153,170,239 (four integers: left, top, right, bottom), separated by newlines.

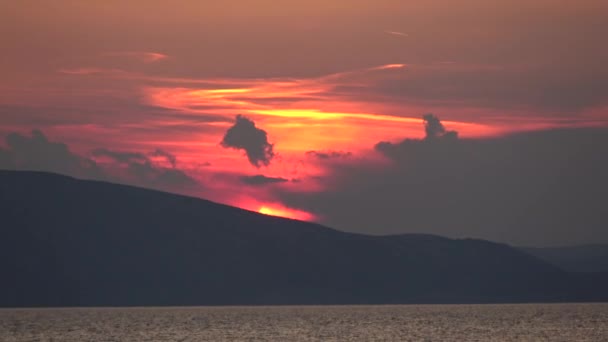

1,170,606,307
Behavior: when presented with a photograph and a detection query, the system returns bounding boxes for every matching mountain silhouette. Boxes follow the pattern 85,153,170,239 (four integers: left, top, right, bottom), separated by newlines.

1,170,606,307
521,245,608,273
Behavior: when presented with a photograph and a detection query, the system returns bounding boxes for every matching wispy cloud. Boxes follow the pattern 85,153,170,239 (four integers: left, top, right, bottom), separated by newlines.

58,68,126,75
372,64,407,71
240,174,289,186
384,30,409,37
103,51,169,63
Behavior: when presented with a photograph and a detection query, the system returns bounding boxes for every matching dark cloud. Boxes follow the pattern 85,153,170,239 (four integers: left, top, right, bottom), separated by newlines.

240,174,289,186
149,149,177,168
375,114,460,162
0,130,104,180
422,113,458,140
0,130,200,193
92,148,198,190
92,148,148,164
277,116,608,247
221,115,275,168
306,150,352,160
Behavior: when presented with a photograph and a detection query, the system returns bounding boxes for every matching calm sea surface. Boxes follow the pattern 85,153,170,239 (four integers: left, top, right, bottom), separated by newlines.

1,303,607,341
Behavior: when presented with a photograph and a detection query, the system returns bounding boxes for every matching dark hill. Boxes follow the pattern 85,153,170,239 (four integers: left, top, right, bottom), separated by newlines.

521,245,608,273
0,170,606,307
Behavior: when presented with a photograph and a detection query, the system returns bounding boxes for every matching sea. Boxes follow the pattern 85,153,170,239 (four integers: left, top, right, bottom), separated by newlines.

1,303,607,341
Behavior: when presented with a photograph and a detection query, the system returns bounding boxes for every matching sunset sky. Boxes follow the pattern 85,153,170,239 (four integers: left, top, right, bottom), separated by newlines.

1,1,607,246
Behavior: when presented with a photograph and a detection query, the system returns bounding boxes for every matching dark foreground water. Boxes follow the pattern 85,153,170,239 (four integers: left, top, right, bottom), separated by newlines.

1,303,607,341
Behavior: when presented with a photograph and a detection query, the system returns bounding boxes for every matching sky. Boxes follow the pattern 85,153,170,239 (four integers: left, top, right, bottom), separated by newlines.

1,1,607,246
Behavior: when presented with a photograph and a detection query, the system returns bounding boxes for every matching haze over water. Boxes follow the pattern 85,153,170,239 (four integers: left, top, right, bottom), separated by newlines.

2,303,607,341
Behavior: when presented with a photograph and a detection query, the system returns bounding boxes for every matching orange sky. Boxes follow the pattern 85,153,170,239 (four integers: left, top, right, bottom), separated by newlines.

1,1,607,220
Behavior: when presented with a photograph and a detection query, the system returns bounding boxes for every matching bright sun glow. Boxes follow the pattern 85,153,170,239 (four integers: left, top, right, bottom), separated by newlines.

258,205,315,221
258,206,277,215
